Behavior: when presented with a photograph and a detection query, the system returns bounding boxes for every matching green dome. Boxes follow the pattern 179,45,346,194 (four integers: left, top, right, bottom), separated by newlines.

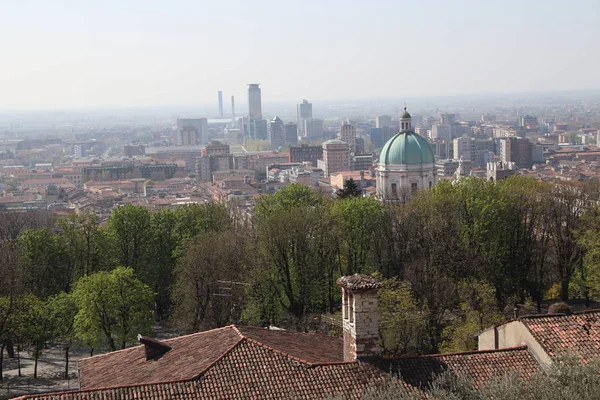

379,131,434,166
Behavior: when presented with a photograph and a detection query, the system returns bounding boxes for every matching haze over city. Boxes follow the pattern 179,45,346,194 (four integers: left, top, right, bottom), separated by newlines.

2,0,599,110
4,2,600,400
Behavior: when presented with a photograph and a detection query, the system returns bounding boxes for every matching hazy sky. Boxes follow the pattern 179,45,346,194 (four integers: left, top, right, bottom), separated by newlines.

1,0,599,110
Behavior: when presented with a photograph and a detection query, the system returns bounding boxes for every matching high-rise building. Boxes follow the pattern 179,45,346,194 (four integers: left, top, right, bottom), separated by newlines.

285,123,298,145
218,91,224,118
339,122,357,155
320,139,350,176
305,118,324,139
441,114,456,124
453,137,495,167
297,100,313,137
376,115,392,128
248,84,262,120
177,118,208,146
269,117,285,149
289,144,323,167
202,141,230,157
498,137,533,169
431,124,452,140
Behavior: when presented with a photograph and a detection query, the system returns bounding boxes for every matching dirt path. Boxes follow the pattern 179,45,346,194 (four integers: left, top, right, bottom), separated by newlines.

0,344,87,399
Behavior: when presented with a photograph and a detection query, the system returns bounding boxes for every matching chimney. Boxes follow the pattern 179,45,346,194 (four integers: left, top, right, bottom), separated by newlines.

336,274,383,361
138,334,172,360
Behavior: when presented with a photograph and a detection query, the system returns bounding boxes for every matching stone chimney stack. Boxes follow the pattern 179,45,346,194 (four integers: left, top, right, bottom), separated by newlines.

336,274,383,361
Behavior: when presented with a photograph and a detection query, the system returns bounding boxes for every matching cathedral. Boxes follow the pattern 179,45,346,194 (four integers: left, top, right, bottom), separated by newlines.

376,108,436,199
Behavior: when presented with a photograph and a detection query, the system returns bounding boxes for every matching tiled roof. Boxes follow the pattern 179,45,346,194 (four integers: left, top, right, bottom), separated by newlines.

14,328,389,400
521,310,600,361
378,346,540,390
337,274,383,291
78,325,345,390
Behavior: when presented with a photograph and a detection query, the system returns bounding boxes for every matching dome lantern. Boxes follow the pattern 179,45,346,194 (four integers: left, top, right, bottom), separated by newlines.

400,107,412,132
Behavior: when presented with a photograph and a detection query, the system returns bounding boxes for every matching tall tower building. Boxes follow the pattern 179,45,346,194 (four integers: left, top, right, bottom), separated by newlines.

176,118,208,146
339,122,357,155
297,100,313,137
218,91,224,118
376,108,436,200
248,84,262,120
285,123,298,145
268,116,285,149
376,115,392,129
321,139,350,176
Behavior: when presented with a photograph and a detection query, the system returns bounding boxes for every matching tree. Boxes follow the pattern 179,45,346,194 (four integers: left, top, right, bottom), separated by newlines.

107,205,152,274
378,277,424,356
254,183,324,217
22,295,51,379
72,267,154,351
18,228,70,296
336,178,362,199
440,279,504,353
147,210,178,320
47,292,78,378
542,181,591,301
332,197,385,275
58,211,109,277
172,230,248,332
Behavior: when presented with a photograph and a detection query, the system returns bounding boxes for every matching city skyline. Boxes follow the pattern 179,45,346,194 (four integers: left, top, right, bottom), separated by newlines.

2,0,599,110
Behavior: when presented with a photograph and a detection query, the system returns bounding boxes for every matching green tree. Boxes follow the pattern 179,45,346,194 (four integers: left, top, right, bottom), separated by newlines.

18,228,69,296
172,203,232,255
441,279,504,353
378,277,424,356
72,267,154,351
22,295,51,379
336,178,362,199
147,210,178,319
58,211,109,277
46,292,78,378
254,183,324,217
172,230,248,332
107,205,152,274
332,197,385,275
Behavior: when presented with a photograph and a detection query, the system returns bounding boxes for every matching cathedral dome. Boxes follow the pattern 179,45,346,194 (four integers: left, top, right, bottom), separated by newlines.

379,131,434,166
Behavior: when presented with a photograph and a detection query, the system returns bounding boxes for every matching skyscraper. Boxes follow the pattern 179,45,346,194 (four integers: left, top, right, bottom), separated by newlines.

176,118,208,146
248,84,262,120
218,91,224,118
268,116,285,149
339,122,357,155
297,100,313,137
376,115,392,129
285,123,298,145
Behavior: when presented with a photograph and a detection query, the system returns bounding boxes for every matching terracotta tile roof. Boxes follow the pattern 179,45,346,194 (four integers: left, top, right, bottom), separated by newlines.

378,346,540,390
77,325,345,390
337,274,383,291
520,310,600,361
15,329,390,400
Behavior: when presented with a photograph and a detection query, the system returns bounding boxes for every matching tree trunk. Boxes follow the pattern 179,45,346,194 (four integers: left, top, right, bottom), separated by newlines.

34,350,39,379
6,340,14,358
0,341,5,381
64,346,70,379
560,278,569,302
17,347,21,377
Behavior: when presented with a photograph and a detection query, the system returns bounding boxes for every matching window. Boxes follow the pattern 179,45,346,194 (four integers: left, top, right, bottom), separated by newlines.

429,181,432,189
411,182,418,191
343,291,349,319
391,183,397,196
349,293,354,323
